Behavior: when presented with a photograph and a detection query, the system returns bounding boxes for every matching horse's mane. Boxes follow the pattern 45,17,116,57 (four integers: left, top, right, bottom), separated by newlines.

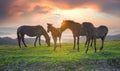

82,22,94,28
98,25,107,28
63,20,80,25
41,26,47,33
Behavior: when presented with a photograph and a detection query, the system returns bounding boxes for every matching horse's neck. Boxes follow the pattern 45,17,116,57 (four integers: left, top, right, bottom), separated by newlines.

57,28,61,33
41,28,49,39
43,31,49,39
68,25,78,32
51,26,56,33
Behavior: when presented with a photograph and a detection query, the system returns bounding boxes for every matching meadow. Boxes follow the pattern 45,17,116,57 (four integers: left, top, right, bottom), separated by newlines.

0,40,120,71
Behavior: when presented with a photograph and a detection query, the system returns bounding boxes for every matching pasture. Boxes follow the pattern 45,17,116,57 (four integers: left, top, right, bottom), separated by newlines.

0,40,120,71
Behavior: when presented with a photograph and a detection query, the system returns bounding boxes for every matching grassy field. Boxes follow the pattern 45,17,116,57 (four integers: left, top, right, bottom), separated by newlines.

0,40,120,70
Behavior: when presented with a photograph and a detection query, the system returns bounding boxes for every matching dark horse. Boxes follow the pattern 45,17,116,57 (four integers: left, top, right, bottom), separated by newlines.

61,20,96,53
81,22,97,53
47,23,62,51
17,25,50,48
85,25,108,51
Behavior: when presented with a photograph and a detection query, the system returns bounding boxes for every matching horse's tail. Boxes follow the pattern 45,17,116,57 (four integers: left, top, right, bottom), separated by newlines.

17,30,21,47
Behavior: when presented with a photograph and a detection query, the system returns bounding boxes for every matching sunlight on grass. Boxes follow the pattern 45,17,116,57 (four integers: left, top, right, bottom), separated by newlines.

0,40,120,66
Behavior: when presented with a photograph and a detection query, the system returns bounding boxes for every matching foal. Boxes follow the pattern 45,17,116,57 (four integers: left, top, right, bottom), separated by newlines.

47,23,62,51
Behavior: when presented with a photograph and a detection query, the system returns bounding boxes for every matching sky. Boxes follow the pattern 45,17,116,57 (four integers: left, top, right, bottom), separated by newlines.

0,0,120,33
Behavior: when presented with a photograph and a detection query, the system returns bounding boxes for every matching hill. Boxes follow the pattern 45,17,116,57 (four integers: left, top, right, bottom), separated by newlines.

0,37,45,45
0,34,120,45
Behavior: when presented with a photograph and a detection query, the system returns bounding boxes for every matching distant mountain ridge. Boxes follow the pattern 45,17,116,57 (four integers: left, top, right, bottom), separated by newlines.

0,34,120,45
0,37,45,45
106,34,120,40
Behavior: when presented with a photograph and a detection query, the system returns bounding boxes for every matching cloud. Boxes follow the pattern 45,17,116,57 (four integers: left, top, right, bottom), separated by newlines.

48,0,120,16
0,0,52,19
0,0,119,19
100,0,120,16
0,32,10,35
0,0,120,27
0,0,12,19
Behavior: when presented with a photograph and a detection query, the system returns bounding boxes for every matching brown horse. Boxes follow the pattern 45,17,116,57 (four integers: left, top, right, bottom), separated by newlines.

47,23,62,51
17,25,50,48
61,20,96,53
85,25,108,51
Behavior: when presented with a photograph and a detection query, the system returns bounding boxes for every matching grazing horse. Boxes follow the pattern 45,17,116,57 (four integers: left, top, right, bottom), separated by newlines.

17,25,50,48
85,25,108,51
47,23,62,51
61,20,96,53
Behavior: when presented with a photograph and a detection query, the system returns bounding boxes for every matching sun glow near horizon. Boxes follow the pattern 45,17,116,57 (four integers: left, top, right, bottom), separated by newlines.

43,8,119,28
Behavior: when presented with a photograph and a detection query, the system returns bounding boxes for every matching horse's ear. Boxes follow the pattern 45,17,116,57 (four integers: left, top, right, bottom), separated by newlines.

47,23,49,25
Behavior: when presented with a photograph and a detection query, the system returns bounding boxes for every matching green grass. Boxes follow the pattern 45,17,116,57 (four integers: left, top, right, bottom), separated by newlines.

0,40,120,66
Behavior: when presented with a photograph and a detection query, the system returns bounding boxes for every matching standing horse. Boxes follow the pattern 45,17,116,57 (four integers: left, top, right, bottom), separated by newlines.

47,23,62,51
17,25,50,48
61,20,96,53
85,25,108,51
81,22,96,53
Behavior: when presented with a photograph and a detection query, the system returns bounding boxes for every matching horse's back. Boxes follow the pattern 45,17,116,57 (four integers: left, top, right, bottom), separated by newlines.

17,26,33,33
17,25,43,36
97,26,108,33
96,25,108,38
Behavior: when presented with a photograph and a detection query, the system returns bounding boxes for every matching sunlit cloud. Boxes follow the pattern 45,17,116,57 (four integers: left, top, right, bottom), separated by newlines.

0,0,119,29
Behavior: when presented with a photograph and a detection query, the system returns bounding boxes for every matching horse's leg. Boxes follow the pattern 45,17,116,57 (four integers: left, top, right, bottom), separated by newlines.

19,37,22,48
34,36,38,47
17,33,21,48
39,36,41,46
87,37,91,47
59,36,61,48
94,37,97,53
77,36,80,52
100,37,105,51
90,38,93,47
21,35,27,47
73,36,76,50
85,37,90,53
53,37,57,51
18,37,22,48
85,46,89,53
85,36,88,47
85,36,91,47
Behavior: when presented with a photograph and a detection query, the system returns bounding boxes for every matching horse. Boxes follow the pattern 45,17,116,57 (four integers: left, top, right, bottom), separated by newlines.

81,22,97,53
61,20,96,53
85,25,108,51
17,25,50,48
47,23,62,51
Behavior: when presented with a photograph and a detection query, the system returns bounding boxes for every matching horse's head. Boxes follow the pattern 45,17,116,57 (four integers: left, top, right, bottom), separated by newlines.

47,23,53,33
46,36,50,47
